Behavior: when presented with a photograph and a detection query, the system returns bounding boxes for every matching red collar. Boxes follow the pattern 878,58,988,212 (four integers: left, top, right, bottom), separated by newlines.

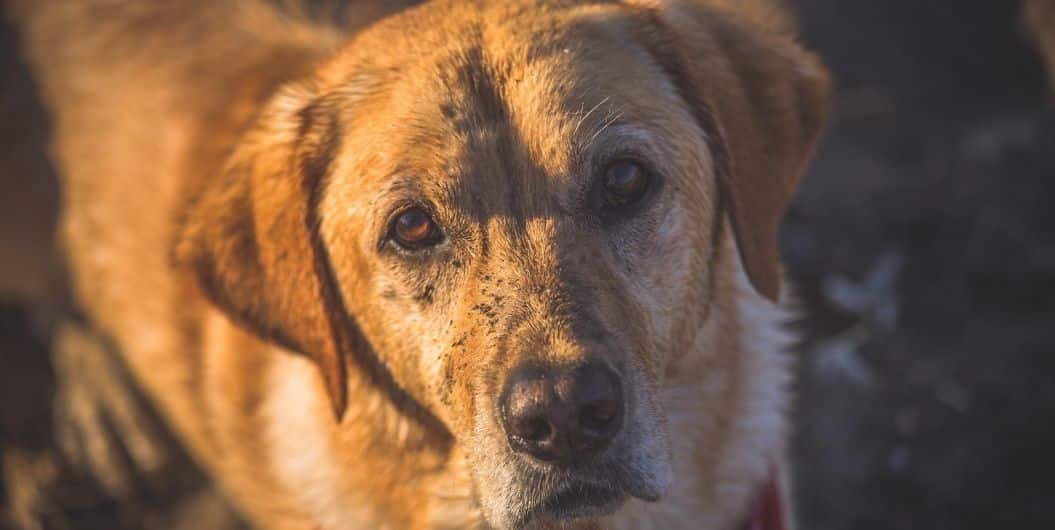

743,477,787,530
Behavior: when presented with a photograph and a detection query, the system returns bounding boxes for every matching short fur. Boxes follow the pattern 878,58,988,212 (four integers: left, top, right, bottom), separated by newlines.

7,1,829,529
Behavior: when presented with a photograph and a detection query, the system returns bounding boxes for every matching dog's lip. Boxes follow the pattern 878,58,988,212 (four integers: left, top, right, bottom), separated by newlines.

519,482,627,526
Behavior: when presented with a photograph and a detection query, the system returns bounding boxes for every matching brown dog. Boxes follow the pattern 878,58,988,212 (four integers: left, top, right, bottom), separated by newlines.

8,1,829,528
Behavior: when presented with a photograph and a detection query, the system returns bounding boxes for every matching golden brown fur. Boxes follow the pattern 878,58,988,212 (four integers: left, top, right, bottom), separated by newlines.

6,1,829,529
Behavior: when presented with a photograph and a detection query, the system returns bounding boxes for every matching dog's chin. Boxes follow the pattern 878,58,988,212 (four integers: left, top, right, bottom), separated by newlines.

476,449,672,530
497,463,671,530
517,482,627,529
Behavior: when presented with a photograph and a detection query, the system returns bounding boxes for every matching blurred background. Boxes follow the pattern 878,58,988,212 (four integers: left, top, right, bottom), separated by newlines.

2,1,1054,529
789,1,1055,528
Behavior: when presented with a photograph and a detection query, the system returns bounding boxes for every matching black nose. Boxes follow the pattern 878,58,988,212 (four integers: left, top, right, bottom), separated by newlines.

500,362,624,464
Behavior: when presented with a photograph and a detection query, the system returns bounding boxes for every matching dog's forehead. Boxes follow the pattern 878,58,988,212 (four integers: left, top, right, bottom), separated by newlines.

338,1,683,215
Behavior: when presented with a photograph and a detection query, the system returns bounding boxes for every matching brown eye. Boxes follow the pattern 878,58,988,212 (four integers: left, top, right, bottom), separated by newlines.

602,160,651,207
392,207,441,249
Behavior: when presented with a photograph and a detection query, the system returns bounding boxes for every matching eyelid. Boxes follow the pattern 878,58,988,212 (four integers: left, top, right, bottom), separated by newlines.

585,123,667,174
592,152,659,192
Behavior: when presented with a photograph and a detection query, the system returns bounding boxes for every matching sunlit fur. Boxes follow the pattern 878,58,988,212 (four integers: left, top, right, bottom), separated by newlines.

7,0,827,529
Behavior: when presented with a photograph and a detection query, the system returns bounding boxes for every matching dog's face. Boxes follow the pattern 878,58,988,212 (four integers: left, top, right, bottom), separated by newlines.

177,1,829,528
319,6,719,526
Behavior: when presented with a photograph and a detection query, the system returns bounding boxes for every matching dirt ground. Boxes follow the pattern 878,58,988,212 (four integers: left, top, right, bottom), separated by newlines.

2,1,1054,529
789,1,1055,528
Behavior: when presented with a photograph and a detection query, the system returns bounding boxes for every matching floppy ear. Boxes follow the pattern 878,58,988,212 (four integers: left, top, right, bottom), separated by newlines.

174,84,351,419
633,0,832,301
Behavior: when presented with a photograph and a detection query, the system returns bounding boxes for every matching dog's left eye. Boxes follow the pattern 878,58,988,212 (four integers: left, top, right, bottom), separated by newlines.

602,159,652,208
390,207,443,250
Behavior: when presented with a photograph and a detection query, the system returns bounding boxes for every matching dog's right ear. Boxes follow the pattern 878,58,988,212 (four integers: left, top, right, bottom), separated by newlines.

628,0,831,302
174,84,351,419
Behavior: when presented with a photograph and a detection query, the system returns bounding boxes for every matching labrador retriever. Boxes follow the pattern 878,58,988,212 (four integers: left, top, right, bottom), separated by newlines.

7,1,829,528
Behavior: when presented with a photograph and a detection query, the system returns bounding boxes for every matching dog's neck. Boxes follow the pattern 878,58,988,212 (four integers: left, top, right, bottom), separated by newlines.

599,236,794,530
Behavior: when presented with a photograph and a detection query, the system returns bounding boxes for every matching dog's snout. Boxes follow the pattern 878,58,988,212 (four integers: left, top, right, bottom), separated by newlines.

500,362,624,464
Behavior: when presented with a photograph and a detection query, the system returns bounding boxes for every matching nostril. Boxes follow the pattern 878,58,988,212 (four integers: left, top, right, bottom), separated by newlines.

565,363,624,455
578,400,618,433
515,415,554,443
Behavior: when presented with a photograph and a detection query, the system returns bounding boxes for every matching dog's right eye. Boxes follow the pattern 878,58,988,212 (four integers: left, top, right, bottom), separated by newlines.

390,207,443,250
602,160,650,207
598,159,655,214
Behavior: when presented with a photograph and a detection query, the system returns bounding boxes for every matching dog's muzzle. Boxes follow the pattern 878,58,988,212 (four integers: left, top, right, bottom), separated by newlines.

497,361,650,527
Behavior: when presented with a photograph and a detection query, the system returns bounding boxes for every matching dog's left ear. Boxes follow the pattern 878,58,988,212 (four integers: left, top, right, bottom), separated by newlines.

631,0,832,301
174,83,353,419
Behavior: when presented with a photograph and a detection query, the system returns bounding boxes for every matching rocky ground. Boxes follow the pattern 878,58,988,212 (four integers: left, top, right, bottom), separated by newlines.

790,0,1055,528
2,1,1054,529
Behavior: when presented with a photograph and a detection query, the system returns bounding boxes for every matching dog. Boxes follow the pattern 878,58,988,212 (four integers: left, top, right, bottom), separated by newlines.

7,0,830,528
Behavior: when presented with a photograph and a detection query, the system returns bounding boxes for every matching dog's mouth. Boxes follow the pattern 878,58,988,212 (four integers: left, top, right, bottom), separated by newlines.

516,482,627,528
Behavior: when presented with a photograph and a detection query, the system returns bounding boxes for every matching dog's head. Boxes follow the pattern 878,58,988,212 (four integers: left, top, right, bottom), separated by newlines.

176,1,828,528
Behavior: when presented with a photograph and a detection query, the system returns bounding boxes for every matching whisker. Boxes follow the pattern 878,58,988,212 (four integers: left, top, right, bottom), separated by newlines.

573,95,612,137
